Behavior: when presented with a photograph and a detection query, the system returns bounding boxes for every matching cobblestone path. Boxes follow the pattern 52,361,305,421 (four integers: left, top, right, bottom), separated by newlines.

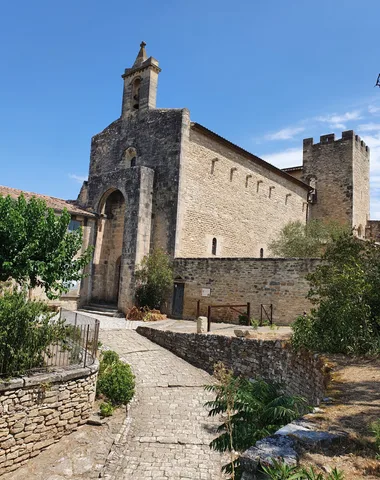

99,329,226,480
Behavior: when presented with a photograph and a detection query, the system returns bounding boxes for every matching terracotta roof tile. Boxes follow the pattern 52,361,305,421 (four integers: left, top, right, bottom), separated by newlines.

0,185,95,218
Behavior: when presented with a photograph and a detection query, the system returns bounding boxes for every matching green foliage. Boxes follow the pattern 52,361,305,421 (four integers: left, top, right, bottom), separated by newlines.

99,402,114,417
135,248,173,309
205,363,309,479
0,194,93,298
268,220,349,258
261,461,344,479
292,233,380,355
97,351,135,406
0,290,69,377
370,419,380,458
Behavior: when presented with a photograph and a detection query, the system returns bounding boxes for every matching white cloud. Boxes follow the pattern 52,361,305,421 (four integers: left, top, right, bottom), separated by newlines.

368,105,380,114
262,148,302,169
69,174,88,184
357,123,380,132
316,110,362,129
264,126,305,141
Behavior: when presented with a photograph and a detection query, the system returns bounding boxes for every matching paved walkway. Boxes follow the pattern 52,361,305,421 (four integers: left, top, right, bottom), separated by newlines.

99,328,227,480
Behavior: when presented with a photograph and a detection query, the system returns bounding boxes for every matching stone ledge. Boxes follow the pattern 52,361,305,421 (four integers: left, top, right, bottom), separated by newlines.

0,359,99,392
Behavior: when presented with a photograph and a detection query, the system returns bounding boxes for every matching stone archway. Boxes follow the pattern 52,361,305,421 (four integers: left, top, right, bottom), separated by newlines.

92,189,126,305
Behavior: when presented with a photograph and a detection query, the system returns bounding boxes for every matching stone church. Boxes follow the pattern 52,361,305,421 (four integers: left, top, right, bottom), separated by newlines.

2,42,379,323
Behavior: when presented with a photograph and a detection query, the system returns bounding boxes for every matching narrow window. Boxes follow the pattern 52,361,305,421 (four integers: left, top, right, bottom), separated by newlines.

131,157,136,167
132,78,141,110
260,248,264,258
212,237,217,256
68,219,81,232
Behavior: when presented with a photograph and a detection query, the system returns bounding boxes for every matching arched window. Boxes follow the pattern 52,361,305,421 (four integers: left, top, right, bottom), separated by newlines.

122,147,137,168
260,248,264,258
132,78,141,110
212,237,217,256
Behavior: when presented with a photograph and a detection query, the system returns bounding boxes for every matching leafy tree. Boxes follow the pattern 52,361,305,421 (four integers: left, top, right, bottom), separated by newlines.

205,363,308,479
292,233,380,354
269,220,349,258
0,194,93,298
135,248,173,310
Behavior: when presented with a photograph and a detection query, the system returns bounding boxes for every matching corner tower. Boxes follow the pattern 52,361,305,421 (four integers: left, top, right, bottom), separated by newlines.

121,42,161,117
302,130,370,236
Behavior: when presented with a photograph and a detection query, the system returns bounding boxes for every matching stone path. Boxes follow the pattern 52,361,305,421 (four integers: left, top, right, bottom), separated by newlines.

99,328,227,479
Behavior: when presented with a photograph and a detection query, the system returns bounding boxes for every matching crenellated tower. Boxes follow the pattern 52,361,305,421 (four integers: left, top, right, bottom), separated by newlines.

302,130,370,236
121,41,161,117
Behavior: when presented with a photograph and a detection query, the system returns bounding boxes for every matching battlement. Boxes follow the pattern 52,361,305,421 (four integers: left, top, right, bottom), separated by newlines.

303,130,369,152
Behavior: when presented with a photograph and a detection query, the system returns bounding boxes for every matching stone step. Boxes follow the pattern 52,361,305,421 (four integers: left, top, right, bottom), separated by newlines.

80,304,120,317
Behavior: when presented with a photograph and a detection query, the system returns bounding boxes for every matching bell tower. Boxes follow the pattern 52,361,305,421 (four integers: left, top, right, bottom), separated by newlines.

121,42,161,117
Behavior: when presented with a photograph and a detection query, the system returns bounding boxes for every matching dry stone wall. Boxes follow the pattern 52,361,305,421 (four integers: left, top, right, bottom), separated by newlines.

137,327,327,405
174,257,321,325
0,364,98,475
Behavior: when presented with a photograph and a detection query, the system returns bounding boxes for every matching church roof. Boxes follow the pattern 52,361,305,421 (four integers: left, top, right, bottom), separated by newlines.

0,185,95,218
190,123,311,191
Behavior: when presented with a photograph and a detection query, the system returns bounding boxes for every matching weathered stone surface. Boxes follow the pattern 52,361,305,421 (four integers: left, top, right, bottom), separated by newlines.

137,327,327,405
0,364,98,475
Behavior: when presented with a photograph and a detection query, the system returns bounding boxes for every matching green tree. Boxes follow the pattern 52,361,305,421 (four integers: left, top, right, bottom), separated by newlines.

0,194,93,298
292,233,380,354
134,248,173,309
268,220,349,258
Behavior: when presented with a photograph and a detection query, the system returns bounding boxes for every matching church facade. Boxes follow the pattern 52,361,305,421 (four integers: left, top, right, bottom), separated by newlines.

2,43,378,323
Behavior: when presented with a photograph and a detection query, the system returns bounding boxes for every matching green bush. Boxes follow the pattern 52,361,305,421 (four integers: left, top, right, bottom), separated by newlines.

97,353,135,406
205,363,309,479
0,290,68,377
370,419,380,458
99,402,114,417
261,460,345,479
292,234,380,355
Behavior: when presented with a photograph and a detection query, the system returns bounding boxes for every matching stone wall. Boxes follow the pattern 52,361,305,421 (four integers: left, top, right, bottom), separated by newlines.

0,363,98,475
137,327,327,405
173,257,321,325
367,220,380,242
176,125,309,258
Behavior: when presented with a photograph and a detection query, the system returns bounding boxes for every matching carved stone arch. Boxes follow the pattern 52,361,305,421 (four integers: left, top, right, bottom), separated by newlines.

130,76,142,110
122,147,137,168
96,187,126,215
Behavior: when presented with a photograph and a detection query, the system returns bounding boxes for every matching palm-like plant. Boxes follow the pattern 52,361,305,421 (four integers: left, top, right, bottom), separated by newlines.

204,363,309,479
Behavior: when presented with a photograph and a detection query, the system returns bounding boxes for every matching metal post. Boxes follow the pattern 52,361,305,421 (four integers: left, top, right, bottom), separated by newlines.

196,299,200,319
270,304,273,325
207,305,211,332
260,304,263,326
75,311,78,327
83,325,90,368
246,302,251,326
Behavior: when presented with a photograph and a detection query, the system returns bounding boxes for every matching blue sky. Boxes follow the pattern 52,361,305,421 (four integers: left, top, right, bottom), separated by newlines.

1,0,380,218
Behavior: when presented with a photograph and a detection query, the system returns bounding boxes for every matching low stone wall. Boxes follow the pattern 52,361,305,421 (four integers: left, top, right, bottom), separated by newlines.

173,258,321,325
137,327,327,405
0,363,98,475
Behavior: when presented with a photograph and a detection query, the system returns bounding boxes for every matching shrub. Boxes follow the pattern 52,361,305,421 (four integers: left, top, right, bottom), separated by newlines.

0,290,68,377
370,419,380,458
99,402,114,417
292,233,380,355
205,363,309,479
97,354,135,406
135,249,173,309
101,350,120,366
261,461,345,479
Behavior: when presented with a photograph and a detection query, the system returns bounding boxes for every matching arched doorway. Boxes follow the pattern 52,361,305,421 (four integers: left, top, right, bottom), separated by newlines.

92,190,126,305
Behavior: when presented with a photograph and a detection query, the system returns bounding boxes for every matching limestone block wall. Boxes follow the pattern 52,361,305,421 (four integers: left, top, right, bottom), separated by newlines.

302,131,370,230
137,327,327,405
366,220,380,242
0,364,98,475
173,258,321,325
176,125,309,258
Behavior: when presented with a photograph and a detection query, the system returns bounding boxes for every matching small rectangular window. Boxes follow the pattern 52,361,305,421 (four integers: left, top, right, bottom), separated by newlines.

68,220,81,232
